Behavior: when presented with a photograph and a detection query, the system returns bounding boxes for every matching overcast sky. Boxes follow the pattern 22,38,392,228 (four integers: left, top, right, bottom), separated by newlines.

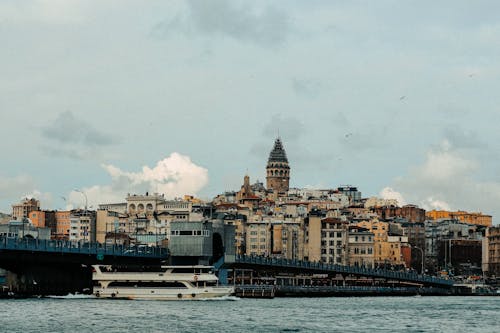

1,1,499,223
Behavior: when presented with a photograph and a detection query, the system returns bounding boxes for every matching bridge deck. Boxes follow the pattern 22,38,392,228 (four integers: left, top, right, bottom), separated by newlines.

0,237,168,259
235,255,453,287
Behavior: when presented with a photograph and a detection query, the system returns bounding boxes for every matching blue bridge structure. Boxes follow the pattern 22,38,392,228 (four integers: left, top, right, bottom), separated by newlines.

221,255,453,289
0,236,168,295
1,236,453,295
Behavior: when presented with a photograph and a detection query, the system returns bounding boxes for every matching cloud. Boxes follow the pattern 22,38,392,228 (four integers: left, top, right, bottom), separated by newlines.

443,127,485,150
42,111,114,146
0,0,88,25
67,152,209,208
40,111,116,160
384,140,500,222
0,175,36,212
291,78,324,98
0,175,53,212
154,0,290,46
423,197,451,211
379,187,407,206
262,114,304,142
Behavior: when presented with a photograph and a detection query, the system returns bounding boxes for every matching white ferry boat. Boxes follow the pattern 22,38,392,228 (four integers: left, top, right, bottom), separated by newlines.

92,265,234,300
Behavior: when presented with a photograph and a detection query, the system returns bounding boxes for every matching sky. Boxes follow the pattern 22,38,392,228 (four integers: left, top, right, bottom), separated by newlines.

1,1,499,223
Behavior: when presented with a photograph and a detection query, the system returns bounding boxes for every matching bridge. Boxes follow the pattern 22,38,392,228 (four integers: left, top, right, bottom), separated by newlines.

0,236,168,262
1,236,453,295
0,237,168,295
223,255,453,289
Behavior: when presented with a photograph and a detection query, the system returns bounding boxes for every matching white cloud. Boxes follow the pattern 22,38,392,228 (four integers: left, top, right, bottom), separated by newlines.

23,190,54,210
422,197,451,211
0,0,89,25
0,175,36,212
154,0,290,46
379,187,406,206
68,153,209,208
386,140,500,223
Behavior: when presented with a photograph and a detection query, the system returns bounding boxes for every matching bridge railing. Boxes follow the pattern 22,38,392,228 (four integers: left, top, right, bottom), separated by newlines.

0,236,168,258
235,255,453,286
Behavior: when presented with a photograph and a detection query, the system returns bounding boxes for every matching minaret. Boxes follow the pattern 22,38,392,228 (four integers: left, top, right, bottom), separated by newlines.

266,137,290,193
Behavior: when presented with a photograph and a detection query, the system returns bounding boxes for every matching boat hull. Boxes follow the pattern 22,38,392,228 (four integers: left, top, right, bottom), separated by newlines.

93,287,234,300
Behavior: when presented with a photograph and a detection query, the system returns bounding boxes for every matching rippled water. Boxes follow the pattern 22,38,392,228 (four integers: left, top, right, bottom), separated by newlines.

1,296,499,332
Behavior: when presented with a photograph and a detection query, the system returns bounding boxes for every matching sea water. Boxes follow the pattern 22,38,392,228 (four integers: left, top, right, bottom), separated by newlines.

1,296,499,332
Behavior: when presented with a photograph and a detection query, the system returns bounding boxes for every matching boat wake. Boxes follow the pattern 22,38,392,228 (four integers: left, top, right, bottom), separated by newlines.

198,295,240,301
46,294,95,299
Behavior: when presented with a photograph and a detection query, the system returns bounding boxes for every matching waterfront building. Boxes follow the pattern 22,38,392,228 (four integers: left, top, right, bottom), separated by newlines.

303,210,348,264
372,204,426,223
347,226,374,268
220,213,247,255
28,210,57,235
266,137,290,195
95,193,203,246
273,221,304,260
68,210,96,243
246,220,271,257
304,210,323,262
55,211,71,239
426,210,492,227
400,221,426,273
97,202,127,214
319,217,348,265
356,219,408,268
483,226,500,277
0,219,50,240
425,219,483,274
437,239,483,276
12,198,40,221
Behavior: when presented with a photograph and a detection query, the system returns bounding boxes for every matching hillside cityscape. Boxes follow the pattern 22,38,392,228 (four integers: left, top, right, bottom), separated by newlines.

1,137,498,282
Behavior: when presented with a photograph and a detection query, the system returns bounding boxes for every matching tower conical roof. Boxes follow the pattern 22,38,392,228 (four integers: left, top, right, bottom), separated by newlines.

267,138,289,163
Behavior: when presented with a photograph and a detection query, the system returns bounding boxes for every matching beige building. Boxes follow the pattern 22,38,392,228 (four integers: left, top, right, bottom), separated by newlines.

305,213,348,264
12,198,40,221
357,219,408,267
305,213,322,261
347,226,375,268
95,193,198,245
484,227,500,277
269,221,304,260
319,217,348,265
69,211,94,242
246,221,271,256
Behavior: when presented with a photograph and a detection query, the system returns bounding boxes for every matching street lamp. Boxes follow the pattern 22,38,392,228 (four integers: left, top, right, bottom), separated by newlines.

74,189,88,212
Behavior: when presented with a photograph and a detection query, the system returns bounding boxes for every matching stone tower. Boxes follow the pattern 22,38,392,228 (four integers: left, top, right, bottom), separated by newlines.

266,137,290,193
